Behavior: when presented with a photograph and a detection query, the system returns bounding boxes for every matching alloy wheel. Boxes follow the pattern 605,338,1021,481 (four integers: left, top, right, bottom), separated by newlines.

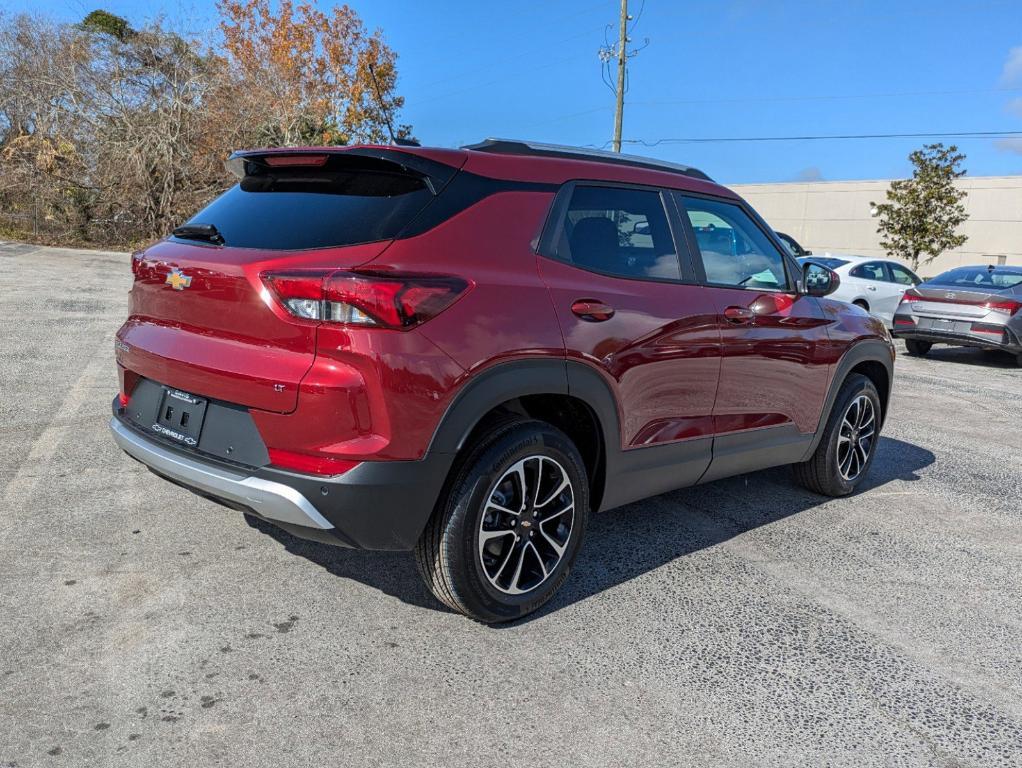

477,455,575,596
837,395,876,481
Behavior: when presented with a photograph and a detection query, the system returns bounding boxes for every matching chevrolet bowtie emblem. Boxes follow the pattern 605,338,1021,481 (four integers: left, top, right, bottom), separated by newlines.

165,268,192,291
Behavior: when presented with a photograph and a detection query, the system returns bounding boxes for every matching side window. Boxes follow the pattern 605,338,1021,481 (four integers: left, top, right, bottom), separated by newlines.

677,195,788,289
555,186,681,280
849,262,887,281
887,263,919,285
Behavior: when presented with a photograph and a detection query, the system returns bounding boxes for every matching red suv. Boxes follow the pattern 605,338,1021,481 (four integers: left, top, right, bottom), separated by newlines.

110,139,894,622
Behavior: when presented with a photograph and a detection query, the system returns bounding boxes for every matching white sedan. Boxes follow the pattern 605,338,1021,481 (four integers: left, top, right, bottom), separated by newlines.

797,254,921,328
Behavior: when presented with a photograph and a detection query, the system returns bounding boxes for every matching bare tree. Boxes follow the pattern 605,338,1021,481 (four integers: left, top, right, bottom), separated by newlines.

0,4,411,248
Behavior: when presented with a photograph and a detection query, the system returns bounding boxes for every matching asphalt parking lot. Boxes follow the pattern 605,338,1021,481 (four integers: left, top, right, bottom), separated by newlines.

1,241,1021,767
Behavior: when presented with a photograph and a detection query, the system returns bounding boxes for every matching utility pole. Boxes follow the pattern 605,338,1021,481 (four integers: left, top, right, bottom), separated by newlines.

611,0,628,153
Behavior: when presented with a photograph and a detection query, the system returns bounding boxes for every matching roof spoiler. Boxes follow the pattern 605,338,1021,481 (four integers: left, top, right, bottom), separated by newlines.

225,147,460,195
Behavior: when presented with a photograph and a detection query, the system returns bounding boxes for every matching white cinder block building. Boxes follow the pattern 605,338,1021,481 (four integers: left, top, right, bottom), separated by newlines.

731,175,1022,277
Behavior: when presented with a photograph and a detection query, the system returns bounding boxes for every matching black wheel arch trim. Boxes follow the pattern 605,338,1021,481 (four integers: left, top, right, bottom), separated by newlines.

801,339,894,461
424,357,715,513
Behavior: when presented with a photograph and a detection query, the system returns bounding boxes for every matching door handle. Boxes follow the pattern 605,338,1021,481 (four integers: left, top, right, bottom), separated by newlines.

571,299,615,322
723,306,754,324
867,285,877,291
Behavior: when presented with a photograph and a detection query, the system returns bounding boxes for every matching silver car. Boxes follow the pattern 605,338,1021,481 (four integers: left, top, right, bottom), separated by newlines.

893,265,1022,365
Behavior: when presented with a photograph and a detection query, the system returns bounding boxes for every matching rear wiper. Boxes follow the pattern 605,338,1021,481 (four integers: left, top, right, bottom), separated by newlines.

172,223,225,245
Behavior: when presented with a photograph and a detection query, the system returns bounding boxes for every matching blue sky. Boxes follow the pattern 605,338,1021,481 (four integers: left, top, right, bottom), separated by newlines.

9,0,1022,182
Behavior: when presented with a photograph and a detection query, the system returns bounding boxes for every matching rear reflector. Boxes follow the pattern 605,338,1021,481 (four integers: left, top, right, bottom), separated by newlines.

267,448,360,476
893,317,915,326
262,270,470,329
971,323,1005,337
118,392,131,408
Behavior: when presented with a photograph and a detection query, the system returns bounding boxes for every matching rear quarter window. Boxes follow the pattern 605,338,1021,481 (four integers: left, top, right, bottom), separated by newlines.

178,156,435,250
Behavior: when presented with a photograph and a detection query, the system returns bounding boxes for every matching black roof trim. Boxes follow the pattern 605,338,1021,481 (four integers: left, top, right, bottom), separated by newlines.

461,138,713,182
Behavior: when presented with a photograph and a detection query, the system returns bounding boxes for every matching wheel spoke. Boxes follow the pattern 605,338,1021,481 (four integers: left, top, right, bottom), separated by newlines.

485,501,518,517
512,461,528,511
530,456,544,507
480,528,514,544
839,445,854,477
491,537,518,581
539,528,566,558
530,541,548,579
538,503,572,525
537,477,570,508
509,543,529,593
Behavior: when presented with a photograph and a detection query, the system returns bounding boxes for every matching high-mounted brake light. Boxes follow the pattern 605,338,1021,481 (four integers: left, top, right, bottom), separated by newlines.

262,271,471,329
263,154,329,168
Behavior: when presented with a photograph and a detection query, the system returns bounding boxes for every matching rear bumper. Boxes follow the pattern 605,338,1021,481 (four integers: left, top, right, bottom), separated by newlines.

892,327,1022,353
109,410,453,550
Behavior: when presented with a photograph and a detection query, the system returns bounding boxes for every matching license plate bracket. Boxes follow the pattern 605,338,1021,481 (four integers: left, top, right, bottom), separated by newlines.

930,318,954,331
152,388,208,446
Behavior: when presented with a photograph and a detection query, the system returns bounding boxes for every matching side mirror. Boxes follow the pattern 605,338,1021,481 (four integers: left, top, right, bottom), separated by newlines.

801,261,840,297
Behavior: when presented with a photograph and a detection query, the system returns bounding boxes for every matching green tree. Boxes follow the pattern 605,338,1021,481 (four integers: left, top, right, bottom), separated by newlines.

81,10,133,40
870,143,969,271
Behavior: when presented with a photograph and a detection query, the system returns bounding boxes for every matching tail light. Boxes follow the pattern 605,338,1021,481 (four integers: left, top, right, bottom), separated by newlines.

983,299,1022,316
262,270,471,329
899,288,923,304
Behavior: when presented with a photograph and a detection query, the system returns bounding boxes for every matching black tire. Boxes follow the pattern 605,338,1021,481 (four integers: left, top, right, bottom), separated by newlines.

853,300,869,311
1016,353,1022,368
904,339,932,356
793,374,882,497
415,419,589,623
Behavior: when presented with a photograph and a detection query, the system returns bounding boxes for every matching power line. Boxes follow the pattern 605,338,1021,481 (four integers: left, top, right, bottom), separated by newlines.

629,86,1022,107
599,131,1022,148
519,86,1022,134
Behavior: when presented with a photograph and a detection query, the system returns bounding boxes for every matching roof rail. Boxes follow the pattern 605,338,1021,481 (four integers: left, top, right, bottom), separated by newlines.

461,138,713,182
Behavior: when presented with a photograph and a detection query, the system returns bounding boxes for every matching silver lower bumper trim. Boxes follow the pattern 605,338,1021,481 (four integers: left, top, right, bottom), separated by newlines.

109,417,334,530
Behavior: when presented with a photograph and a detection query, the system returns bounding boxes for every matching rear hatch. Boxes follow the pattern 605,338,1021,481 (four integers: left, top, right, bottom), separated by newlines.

900,266,1022,336
116,148,462,413
909,285,1004,320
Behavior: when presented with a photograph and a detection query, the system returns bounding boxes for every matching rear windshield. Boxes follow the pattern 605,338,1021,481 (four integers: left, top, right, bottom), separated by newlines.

178,156,434,250
797,256,849,269
927,267,1022,290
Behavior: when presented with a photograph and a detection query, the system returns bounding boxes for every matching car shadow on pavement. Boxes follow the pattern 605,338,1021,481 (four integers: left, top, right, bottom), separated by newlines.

914,346,1018,369
245,436,935,623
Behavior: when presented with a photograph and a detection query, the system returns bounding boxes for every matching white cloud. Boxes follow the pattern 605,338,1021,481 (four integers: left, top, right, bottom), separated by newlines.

1001,46,1022,86
795,166,824,182
994,137,1022,155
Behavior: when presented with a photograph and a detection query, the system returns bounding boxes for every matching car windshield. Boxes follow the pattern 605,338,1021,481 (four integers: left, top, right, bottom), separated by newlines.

927,267,1022,290
797,257,849,270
